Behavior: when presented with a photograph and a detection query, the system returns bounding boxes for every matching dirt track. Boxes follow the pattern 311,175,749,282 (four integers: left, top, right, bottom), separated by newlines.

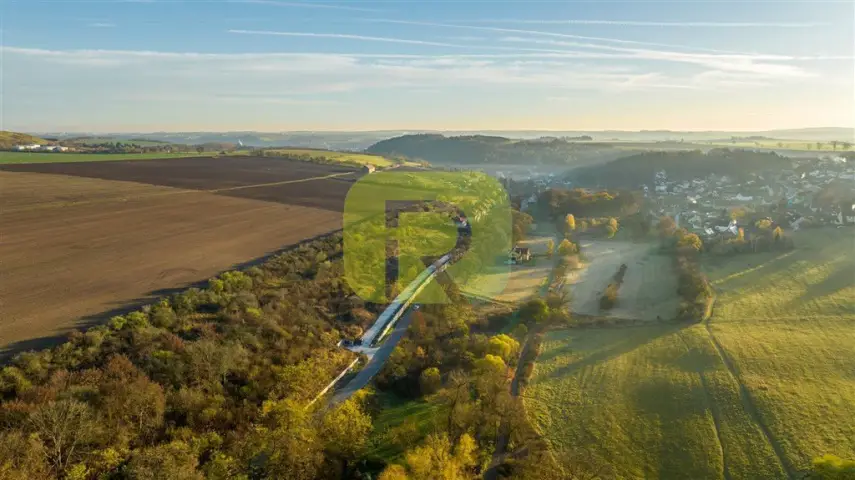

564,240,679,320
0,169,344,358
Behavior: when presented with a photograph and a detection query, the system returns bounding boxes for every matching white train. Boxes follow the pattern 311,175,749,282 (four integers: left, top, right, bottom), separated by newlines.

366,254,452,347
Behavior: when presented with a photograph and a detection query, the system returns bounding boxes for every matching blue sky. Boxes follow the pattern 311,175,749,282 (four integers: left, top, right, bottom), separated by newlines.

2,0,853,132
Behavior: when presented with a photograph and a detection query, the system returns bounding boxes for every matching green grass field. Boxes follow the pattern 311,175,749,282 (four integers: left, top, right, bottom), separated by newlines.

525,228,855,479
0,151,218,164
264,148,395,167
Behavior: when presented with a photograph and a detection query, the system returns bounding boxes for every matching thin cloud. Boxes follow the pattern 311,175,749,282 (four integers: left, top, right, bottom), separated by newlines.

88,22,116,28
469,19,827,28
362,18,759,55
228,29,463,47
498,36,813,77
0,45,679,91
236,0,385,13
225,29,610,55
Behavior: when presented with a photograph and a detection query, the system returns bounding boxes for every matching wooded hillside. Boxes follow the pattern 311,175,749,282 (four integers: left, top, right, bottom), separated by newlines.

365,133,603,165
571,148,791,187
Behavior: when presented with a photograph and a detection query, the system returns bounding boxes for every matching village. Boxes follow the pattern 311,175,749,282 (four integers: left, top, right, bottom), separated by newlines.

509,154,855,246
645,156,855,241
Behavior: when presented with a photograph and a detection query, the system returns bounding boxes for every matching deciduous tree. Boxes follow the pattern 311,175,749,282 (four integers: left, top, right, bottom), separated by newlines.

419,367,442,396
565,214,576,232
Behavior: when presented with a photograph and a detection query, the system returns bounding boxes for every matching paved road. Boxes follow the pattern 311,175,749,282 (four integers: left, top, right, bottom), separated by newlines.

329,307,416,405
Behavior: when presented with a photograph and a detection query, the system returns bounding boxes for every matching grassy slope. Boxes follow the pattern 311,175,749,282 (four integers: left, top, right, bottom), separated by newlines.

0,151,218,164
0,131,47,150
704,229,855,472
265,148,394,167
525,228,854,479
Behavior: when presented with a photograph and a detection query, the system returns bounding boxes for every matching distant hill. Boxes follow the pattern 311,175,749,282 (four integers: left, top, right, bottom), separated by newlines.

41,132,400,150
30,128,854,151
571,149,792,187
0,131,48,150
365,133,610,165
63,136,171,147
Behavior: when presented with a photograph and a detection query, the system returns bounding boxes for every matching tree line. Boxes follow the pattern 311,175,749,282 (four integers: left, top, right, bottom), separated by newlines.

538,188,641,220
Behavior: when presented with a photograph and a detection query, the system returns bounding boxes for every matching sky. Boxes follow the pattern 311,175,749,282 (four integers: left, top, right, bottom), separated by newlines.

1,0,853,132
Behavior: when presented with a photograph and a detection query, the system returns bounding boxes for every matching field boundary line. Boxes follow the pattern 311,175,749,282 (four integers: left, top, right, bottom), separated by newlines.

704,290,795,479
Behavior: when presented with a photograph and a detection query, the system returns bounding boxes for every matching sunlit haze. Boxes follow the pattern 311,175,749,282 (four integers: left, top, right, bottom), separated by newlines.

2,0,854,132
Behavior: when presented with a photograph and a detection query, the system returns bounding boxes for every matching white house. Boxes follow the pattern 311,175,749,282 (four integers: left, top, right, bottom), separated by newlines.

14,144,41,151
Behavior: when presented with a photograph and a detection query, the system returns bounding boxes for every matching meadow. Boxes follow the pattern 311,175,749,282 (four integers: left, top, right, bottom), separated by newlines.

524,228,854,479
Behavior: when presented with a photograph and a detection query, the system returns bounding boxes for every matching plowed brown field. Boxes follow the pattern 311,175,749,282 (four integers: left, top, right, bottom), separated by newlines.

0,162,352,359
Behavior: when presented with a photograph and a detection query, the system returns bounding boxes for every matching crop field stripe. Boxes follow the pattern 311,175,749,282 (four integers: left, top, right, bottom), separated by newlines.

206,171,355,193
704,306,795,479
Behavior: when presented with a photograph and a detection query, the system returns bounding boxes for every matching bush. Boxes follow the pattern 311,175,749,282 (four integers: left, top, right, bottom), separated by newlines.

599,284,619,310
810,454,855,479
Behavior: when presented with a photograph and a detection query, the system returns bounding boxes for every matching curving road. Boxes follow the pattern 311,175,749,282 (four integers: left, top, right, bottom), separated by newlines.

329,306,416,405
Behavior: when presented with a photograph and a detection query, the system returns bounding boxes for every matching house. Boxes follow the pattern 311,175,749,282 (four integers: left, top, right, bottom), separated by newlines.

363,165,376,174
14,144,41,151
836,210,855,225
509,246,531,264
15,144,68,152
714,220,739,235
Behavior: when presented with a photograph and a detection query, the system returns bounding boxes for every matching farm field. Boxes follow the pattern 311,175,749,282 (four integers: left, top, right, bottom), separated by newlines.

565,240,679,320
525,229,855,479
0,156,363,212
0,158,361,357
0,151,218,164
